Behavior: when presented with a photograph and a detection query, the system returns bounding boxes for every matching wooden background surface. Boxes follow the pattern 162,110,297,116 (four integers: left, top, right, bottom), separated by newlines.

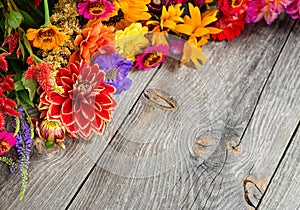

0,16,299,210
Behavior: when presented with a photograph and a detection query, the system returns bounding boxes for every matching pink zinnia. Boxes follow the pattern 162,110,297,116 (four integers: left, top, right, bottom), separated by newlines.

286,0,300,19
246,0,292,25
135,44,169,70
78,0,116,20
0,132,16,156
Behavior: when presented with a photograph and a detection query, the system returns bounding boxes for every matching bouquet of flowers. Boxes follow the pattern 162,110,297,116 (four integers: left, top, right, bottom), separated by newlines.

0,0,299,200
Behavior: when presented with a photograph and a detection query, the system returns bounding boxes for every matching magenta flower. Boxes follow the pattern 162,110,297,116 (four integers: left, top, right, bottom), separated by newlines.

78,0,116,20
135,44,169,70
0,131,16,156
246,0,292,25
286,0,300,19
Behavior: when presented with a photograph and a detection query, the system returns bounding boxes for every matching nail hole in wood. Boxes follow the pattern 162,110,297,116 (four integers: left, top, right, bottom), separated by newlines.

143,88,177,111
226,139,242,155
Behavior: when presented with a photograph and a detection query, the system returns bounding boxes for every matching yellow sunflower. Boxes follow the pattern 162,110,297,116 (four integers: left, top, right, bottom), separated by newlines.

26,25,69,51
104,0,151,30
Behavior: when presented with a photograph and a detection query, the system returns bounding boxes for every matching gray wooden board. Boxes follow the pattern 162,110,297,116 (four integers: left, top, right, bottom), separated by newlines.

0,69,158,209
68,17,298,209
257,126,300,210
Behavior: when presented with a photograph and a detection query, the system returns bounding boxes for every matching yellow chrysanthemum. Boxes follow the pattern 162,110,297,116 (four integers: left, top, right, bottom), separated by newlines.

115,23,149,61
26,25,69,51
175,3,222,45
105,0,151,30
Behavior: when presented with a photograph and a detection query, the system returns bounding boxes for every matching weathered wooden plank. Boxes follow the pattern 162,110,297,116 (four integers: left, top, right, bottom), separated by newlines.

257,125,300,210
68,17,297,209
0,69,158,209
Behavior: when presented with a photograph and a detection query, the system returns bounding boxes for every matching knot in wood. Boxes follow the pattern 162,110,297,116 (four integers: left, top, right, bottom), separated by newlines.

143,88,177,111
193,136,216,155
243,176,265,208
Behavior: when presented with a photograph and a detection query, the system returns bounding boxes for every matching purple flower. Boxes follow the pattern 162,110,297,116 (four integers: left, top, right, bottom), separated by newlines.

15,108,33,200
94,53,133,94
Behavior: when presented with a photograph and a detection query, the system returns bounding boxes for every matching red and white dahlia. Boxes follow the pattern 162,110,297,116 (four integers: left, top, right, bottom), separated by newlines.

39,61,117,140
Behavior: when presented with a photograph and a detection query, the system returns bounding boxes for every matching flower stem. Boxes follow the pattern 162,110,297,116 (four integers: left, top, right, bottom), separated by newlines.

0,157,16,173
43,0,51,26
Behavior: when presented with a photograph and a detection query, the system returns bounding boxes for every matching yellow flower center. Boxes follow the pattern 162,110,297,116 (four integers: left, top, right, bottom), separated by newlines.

231,0,243,8
143,52,163,67
88,2,105,15
107,69,119,80
76,82,91,92
152,0,161,5
0,141,10,154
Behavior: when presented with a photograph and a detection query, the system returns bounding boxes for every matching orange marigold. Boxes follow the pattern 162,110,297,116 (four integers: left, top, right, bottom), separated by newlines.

70,19,115,62
26,25,69,51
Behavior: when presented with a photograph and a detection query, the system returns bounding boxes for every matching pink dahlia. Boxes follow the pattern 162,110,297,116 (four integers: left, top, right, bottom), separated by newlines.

78,0,116,20
135,44,169,70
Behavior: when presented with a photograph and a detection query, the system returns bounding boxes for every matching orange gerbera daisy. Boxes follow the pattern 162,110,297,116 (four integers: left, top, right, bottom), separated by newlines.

26,25,69,50
70,19,115,62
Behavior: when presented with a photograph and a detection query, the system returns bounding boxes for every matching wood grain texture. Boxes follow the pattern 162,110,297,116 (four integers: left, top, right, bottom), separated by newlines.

68,17,297,209
0,69,158,209
257,126,300,210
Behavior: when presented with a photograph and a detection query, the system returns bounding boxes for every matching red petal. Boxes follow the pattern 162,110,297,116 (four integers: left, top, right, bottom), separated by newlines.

74,111,89,130
50,93,67,105
81,104,95,121
48,104,62,118
78,126,93,140
62,98,72,115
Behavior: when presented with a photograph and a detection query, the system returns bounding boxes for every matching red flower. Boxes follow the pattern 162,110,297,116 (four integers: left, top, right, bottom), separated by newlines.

0,91,20,131
218,0,248,15
34,0,42,8
211,11,246,41
2,32,18,54
40,61,117,140
0,76,19,130
0,53,9,72
24,62,53,95
0,75,14,92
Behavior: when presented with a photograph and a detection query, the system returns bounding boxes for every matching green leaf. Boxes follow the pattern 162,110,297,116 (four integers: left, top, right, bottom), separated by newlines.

18,90,34,107
4,19,12,36
22,33,33,55
46,141,55,149
0,1,4,8
19,10,39,28
23,78,38,101
18,40,26,61
7,10,23,29
14,80,25,91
